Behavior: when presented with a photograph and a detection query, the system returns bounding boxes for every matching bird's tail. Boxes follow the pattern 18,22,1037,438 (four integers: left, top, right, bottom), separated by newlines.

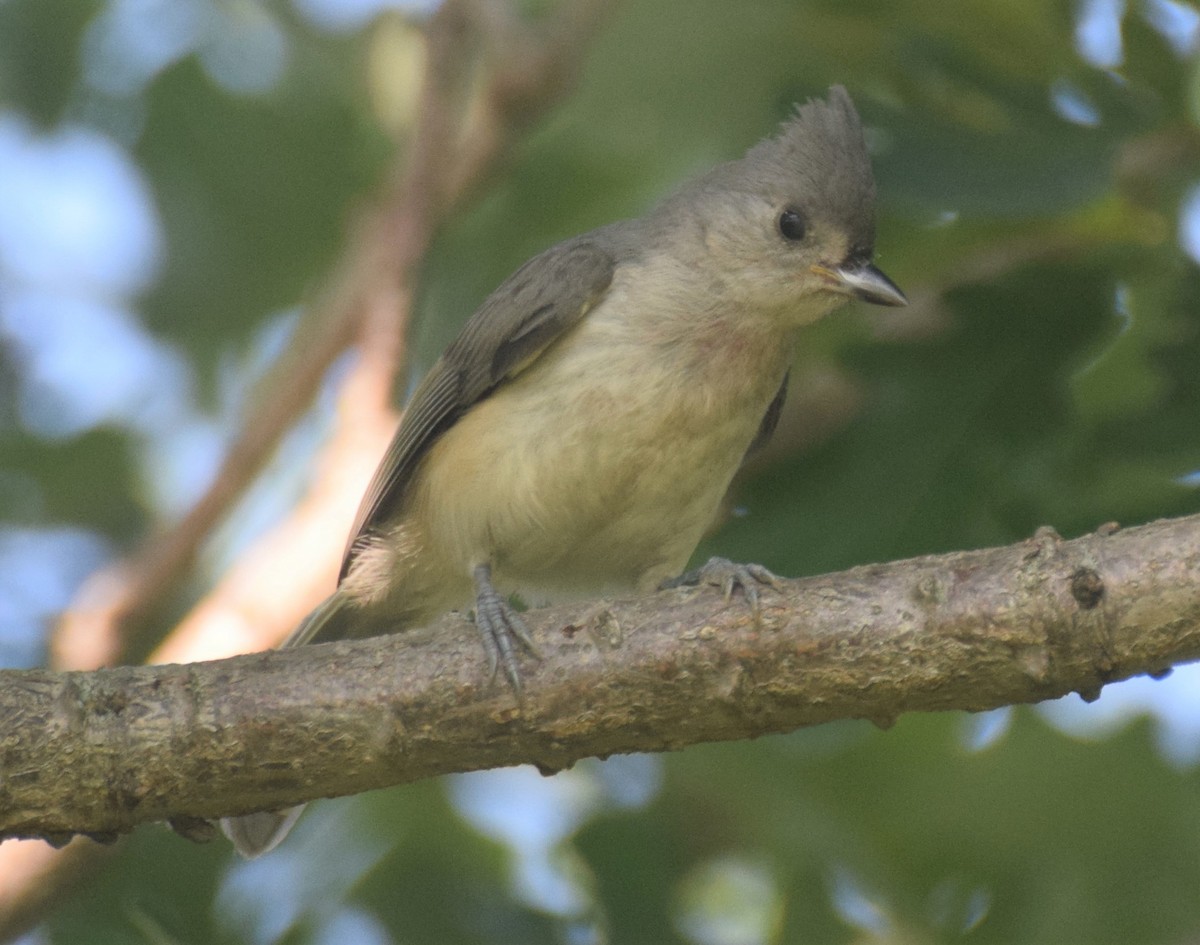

219,592,348,858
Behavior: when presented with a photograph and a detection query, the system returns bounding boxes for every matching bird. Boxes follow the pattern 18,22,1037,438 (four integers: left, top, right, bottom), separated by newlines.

222,85,906,857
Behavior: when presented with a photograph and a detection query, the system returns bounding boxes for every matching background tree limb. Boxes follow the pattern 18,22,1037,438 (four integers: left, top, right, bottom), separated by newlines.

50,0,614,672
5,512,1198,844
0,2,615,939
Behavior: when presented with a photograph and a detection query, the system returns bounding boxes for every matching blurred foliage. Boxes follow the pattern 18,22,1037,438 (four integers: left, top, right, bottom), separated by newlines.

3,0,1200,943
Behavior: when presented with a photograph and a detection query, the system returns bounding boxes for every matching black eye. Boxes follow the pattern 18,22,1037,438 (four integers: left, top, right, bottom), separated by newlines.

778,208,807,241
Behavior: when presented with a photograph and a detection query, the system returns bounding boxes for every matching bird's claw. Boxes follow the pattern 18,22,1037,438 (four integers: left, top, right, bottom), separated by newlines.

662,556,784,615
473,564,541,697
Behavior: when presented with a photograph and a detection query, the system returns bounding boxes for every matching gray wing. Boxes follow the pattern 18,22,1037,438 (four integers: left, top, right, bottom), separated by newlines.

340,237,616,579
744,370,789,458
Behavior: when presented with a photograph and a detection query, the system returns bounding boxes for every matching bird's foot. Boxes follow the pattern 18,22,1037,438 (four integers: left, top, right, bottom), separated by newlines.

661,556,784,615
473,564,542,697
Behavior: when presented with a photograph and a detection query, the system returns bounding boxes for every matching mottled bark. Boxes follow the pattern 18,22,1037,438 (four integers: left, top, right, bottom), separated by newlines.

4,514,1199,845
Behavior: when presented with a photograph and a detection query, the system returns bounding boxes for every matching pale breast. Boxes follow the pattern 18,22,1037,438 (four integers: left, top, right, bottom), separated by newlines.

410,263,795,600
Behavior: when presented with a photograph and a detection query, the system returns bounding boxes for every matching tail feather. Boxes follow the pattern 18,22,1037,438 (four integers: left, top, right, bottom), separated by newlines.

220,593,347,858
282,591,350,647
221,807,304,859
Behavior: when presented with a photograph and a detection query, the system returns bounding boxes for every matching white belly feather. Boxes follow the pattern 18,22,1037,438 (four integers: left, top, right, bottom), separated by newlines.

409,267,797,603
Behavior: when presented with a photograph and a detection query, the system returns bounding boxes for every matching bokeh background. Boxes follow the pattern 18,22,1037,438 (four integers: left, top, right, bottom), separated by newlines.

4,0,1200,942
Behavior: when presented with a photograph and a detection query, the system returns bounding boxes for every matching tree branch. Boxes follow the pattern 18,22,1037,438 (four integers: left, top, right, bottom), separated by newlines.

5,514,1199,844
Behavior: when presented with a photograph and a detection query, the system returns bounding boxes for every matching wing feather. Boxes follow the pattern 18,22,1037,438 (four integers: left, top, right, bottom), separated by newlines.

340,237,616,578
744,370,789,458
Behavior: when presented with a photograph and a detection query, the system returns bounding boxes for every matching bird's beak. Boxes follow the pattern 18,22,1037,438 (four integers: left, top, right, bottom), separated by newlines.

812,262,908,307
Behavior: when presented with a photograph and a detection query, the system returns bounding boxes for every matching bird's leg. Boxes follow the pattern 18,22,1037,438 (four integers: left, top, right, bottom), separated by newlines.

660,556,784,616
472,563,541,696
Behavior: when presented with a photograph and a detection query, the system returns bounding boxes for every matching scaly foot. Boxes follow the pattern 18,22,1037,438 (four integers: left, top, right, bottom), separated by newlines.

472,563,542,696
661,556,784,615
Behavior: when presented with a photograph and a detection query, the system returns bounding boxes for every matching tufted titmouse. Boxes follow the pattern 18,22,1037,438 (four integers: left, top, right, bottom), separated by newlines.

222,85,906,856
